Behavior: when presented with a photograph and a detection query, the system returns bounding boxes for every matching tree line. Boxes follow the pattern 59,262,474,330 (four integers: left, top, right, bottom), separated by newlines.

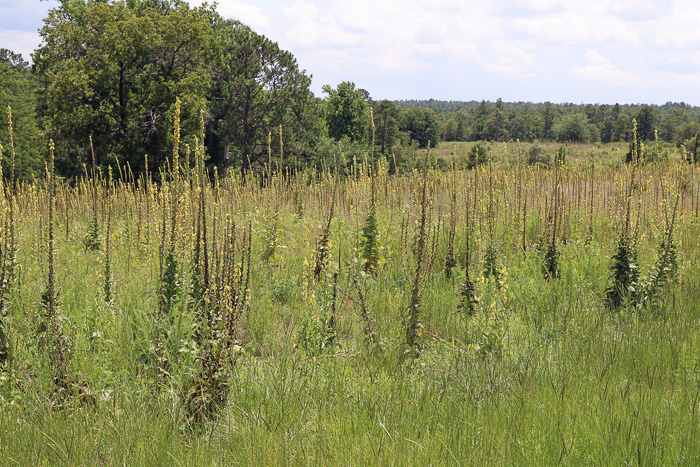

397,99,700,147
1,0,700,180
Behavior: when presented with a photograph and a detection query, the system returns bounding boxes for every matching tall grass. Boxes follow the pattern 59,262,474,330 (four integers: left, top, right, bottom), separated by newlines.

1,131,700,463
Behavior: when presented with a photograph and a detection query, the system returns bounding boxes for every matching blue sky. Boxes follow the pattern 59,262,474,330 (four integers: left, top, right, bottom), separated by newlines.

3,0,700,105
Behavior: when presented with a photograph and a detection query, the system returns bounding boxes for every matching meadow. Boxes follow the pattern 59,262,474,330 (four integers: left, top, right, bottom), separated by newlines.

1,128,700,465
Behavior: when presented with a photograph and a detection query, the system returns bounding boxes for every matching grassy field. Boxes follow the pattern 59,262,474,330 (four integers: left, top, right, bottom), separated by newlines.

1,140,700,465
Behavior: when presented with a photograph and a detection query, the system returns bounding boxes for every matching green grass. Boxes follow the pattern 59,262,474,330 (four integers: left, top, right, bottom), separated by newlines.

2,150,700,465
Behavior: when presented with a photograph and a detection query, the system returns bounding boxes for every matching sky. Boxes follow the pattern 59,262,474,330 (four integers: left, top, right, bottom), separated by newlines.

2,0,700,105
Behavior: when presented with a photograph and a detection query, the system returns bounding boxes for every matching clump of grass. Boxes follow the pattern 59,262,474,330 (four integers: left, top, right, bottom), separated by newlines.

352,274,378,346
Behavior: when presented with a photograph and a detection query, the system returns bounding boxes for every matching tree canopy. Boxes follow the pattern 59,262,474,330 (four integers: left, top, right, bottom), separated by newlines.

323,81,370,142
395,99,700,146
0,49,42,179
399,108,440,148
33,0,212,175
208,20,316,174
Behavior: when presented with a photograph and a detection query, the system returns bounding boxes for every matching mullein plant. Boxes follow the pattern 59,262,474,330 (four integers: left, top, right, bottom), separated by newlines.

190,124,210,347
151,98,183,380
405,150,430,353
626,118,643,164
542,159,562,281
585,157,595,246
360,108,381,275
607,122,642,309
646,180,681,309
41,140,84,406
459,169,479,316
516,142,528,253
260,207,280,263
103,168,113,304
181,219,251,428
313,179,336,282
0,142,7,365
483,160,501,283
4,107,17,291
443,164,458,279
84,136,100,250
161,97,182,316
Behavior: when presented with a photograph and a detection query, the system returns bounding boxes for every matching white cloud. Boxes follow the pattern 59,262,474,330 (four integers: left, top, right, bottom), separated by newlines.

284,0,364,49
4,0,700,102
0,30,42,62
570,49,643,86
644,5,700,49
480,40,539,77
281,0,539,79
217,1,270,30
188,0,270,30
0,0,52,31
510,13,637,47
675,74,700,85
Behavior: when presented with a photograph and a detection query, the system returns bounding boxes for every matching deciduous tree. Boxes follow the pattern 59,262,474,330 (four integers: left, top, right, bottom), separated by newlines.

399,108,440,148
323,81,370,142
33,0,212,176
0,49,42,179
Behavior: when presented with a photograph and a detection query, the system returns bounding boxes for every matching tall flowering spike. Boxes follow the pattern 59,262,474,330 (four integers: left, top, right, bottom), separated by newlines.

49,139,55,177
7,106,15,191
279,124,284,161
47,139,56,310
267,131,272,167
199,109,206,146
172,97,181,182
6,106,13,151
0,142,4,197
632,118,638,158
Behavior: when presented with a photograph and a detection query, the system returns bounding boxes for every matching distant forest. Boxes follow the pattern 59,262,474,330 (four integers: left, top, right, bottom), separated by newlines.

393,99,700,147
